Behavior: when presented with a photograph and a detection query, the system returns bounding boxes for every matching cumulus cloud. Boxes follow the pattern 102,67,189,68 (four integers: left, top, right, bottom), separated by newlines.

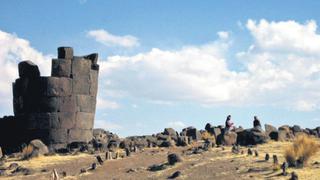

0,30,52,113
97,98,120,109
167,121,186,130
94,119,123,131
100,20,320,111
87,29,139,48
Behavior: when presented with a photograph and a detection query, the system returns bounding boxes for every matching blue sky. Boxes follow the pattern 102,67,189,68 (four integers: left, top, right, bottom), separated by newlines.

0,1,320,137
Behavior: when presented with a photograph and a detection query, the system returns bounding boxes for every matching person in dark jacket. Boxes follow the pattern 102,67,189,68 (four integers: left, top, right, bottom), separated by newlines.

253,116,262,129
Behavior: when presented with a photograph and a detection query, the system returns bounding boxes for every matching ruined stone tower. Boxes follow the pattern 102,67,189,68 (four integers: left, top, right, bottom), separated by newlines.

11,47,99,149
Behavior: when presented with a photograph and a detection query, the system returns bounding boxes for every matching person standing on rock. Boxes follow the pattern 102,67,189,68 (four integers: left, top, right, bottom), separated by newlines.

253,116,262,129
225,115,235,132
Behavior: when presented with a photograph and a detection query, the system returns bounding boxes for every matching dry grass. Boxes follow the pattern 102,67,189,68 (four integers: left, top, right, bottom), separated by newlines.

284,134,320,167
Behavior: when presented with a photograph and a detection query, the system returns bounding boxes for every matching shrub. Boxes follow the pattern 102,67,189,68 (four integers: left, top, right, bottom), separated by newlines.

284,134,320,167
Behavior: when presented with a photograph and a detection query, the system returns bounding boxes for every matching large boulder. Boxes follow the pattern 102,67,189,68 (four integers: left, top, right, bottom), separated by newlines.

237,128,269,146
23,139,49,159
18,61,40,78
278,125,294,141
291,125,302,135
217,131,237,146
182,127,201,141
265,124,277,135
176,136,189,146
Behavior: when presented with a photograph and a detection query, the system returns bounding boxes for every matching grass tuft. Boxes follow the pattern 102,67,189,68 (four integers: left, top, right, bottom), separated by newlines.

284,134,320,167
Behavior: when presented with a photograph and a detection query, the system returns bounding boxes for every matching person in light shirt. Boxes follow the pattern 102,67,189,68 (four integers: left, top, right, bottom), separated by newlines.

225,115,235,132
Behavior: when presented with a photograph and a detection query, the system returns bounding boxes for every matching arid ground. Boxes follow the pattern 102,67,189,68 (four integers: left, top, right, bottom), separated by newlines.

1,140,320,180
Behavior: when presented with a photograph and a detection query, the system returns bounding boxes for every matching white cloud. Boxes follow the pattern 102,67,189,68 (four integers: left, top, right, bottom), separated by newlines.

97,98,120,109
94,119,123,131
0,30,52,113
100,20,320,111
217,31,229,39
87,29,139,48
246,19,320,55
167,121,186,130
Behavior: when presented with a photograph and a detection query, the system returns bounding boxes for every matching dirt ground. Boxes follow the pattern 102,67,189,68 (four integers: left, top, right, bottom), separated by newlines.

1,141,320,180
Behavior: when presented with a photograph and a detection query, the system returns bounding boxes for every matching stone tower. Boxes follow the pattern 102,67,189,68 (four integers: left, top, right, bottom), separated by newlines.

11,47,99,149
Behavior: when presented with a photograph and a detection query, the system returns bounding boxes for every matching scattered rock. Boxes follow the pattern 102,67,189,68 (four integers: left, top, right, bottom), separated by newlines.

148,164,166,171
168,153,182,165
254,150,259,157
247,148,253,156
61,171,67,177
8,163,19,170
12,166,33,176
126,168,137,173
168,171,181,179
80,168,87,174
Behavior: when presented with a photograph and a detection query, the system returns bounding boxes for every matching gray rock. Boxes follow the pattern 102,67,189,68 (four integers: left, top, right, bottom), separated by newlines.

18,61,40,78
23,139,49,159
168,153,182,165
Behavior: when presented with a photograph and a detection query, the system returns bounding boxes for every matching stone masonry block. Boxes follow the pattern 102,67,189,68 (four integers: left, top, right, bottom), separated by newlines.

39,77,72,97
58,112,76,129
75,112,94,129
76,95,96,112
72,75,90,95
58,78,72,96
51,59,71,77
58,47,73,59
90,70,98,96
68,129,92,143
13,96,23,115
39,96,59,112
71,58,91,76
58,96,77,112
49,129,68,143
26,113,57,130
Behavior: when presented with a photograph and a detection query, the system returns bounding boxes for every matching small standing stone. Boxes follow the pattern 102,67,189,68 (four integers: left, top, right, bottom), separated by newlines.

290,171,298,180
105,151,112,160
265,153,269,161
125,148,131,157
80,168,87,173
91,163,97,170
247,148,253,156
96,155,103,165
273,155,278,165
281,162,288,176
51,169,59,180
254,150,259,157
